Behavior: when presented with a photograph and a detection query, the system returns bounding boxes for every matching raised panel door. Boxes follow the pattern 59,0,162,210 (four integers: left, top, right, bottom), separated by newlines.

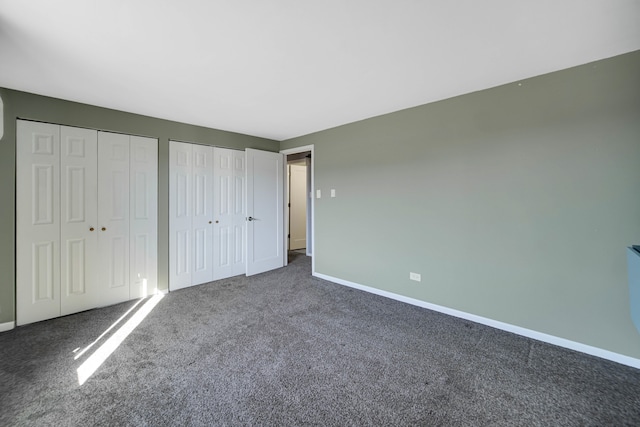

60,126,98,315
169,141,193,290
192,145,214,285
130,135,158,298
16,120,61,325
213,148,246,280
97,132,130,306
213,147,233,280
232,150,246,276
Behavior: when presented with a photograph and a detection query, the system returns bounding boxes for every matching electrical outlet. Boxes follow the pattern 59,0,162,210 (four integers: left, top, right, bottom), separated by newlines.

409,272,421,282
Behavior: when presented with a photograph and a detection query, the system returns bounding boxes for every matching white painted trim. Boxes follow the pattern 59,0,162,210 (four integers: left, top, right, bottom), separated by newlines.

313,272,640,370
280,145,315,275
0,321,15,332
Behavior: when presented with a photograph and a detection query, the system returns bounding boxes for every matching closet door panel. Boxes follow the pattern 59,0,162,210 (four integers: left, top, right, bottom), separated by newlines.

192,145,214,285
97,132,130,306
60,126,98,316
232,150,246,276
213,148,246,280
130,135,158,298
169,141,193,290
16,120,61,325
213,148,233,280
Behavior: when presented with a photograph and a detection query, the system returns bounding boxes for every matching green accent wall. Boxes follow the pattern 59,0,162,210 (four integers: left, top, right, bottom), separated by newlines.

0,88,278,325
281,50,640,359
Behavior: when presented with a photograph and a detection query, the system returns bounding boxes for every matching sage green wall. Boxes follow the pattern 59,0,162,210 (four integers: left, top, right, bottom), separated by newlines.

282,50,640,359
0,88,278,325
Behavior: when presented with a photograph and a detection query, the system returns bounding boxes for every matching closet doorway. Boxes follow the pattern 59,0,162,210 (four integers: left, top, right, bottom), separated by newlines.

169,142,285,290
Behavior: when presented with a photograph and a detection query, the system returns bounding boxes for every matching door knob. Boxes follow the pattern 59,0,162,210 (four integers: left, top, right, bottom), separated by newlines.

89,227,95,231
215,220,219,224
209,221,212,224
101,227,106,231
247,216,254,221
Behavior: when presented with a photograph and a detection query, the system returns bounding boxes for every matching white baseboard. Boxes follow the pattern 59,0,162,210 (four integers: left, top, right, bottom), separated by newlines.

313,272,640,370
0,321,15,332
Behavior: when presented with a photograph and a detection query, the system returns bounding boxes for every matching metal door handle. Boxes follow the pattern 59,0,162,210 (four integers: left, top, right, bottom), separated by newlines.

247,216,255,221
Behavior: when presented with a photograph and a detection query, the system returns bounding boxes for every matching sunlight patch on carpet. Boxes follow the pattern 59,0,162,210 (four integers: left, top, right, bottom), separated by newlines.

77,293,163,385
73,298,146,361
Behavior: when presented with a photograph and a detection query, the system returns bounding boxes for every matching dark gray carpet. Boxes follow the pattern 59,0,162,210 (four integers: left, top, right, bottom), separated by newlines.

1,252,640,426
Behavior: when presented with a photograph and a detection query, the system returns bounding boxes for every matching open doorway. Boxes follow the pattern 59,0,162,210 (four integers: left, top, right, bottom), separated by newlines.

281,145,314,271
288,157,308,252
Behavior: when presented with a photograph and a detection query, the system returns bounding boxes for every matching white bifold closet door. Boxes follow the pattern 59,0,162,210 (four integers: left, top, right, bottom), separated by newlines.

16,120,158,325
213,148,246,280
129,135,159,299
192,144,215,285
16,121,62,324
59,125,99,315
168,141,194,290
169,141,247,290
100,132,158,302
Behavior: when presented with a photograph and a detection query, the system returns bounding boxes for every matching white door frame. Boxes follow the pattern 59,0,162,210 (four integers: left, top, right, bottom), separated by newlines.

280,145,314,274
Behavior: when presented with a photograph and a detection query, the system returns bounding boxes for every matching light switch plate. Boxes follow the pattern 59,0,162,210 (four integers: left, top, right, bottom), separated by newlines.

316,189,321,199
331,189,336,198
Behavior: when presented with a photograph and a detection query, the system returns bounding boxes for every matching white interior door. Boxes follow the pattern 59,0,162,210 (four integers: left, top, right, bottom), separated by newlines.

192,145,214,285
246,148,284,276
130,135,158,298
60,126,99,316
169,141,192,290
97,131,130,306
16,121,61,325
289,163,307,250
213,148,246,280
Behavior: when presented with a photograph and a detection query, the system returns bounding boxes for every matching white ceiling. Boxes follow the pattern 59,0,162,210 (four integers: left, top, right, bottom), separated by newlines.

1,1,639,141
